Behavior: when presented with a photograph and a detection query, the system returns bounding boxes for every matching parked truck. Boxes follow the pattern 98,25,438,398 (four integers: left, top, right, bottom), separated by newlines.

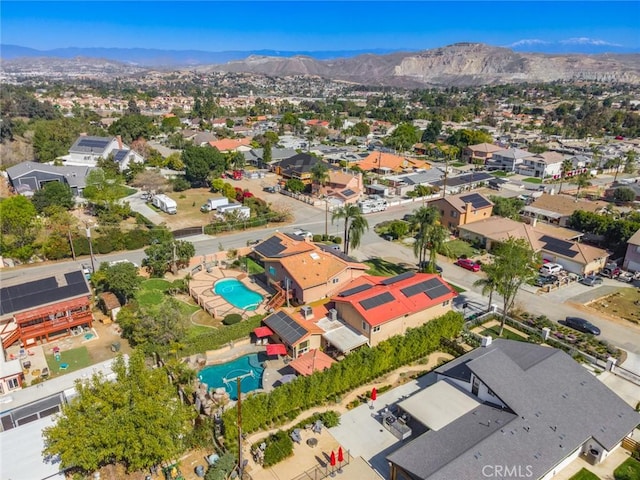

201,197,230,213
358,196,388,214
217,203,251,219
152,194,177,214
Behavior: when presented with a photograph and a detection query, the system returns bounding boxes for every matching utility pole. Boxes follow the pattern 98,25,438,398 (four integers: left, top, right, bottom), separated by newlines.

237,377,243,480
68,229,76,261
85,224,96,274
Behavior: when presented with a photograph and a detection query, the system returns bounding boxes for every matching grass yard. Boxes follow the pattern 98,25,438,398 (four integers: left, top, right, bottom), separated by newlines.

448,283,466,293
442,239,476,259
479,325,528,342
614,457,640,480
246,257,265,275
569,468,600,480
491,171,508,177
136,279,172,307
588,287,640,325
365,258,410,276
522,177,543,184
46,346,92,377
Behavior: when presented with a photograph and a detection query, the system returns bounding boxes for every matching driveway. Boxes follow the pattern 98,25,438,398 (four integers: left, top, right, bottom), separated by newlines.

124,190,164,224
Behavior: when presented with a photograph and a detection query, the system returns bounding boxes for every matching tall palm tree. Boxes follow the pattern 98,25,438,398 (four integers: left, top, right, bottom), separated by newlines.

473,264,498,313
558,159,573,194
571,173,591,200
332,204,368,256
424,223,450,273
409,206,439,270
347,214,369,254
310,162,329,196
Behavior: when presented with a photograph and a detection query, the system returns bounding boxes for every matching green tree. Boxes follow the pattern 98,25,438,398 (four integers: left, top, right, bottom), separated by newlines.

92,261,142,304
285,178,305,193
310,161,330,195
332,204,369,255
31,181,74,213
421,119,442,143
385,123,420,152
571,173,591,199
143,239,195,277
0,195,39,249
492,237,539,335
387,220,409,239
408,206,439,269
161,115,181,132
624,150,637,174
263,141,272,164
32,117,90,162
83,168,129,220
473,263,499,313
350,121,370,137
42,351,196,474
613,187,636,203
117,298,186,348
425,223,450,273
558,159,573,194
489,196,525,220
108,114,157,144
182,145,227,186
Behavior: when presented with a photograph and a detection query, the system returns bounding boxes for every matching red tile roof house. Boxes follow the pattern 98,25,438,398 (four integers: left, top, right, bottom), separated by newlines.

208,137,252,153
331,272,457,347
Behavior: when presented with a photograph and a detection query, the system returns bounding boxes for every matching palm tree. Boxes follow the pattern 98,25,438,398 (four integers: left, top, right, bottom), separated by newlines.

473,264,498,313
571,173,591,200
310,162,330,196
347,214,369,254
424,223,450,273
409,206,440,270
558,159,573,194
332,204,368,256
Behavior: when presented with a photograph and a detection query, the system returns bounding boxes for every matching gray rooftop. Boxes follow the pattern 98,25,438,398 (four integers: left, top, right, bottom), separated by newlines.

6,161,95,189
390,340,640,480
68,135,113,154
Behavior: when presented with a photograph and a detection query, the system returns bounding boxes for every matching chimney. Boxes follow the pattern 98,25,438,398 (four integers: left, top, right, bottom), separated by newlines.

481,336,492,347
465,202,473,218
116,135,123,150
301,306,313,320
329,308,338,321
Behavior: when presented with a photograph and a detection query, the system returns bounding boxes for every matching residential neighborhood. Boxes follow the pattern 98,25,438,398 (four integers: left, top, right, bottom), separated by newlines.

2,31,640,480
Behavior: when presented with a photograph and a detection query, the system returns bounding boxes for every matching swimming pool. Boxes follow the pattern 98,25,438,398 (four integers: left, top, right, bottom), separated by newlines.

198,353,265,400
214,278,263,310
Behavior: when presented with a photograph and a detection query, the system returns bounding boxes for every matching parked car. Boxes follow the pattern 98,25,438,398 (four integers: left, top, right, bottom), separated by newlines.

540,263,563,276
292,229,313,239
247,239,262,246
600,266,621,279
455,258,480,272
616,271,634,283
580,274,604,287
534,275,558,287
564,316,601,336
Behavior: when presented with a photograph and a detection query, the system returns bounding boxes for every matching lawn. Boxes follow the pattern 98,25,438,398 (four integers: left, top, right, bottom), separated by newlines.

479,325,528,342
569,468,600,480
46,346,92,377
365,258,410,276
442,239,476,259
246,257,265,275
136,279,172,307
614,457,640,480
522,177,543,184
491,171,508,177
588,288,640,325
448,283,466,293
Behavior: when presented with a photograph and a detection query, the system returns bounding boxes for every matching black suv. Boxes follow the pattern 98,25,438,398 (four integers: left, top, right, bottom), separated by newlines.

564,316,601,336
534,274,558,287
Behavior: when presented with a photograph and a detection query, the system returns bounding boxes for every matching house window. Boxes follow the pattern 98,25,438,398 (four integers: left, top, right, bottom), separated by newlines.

487,388,496,397
442,300,450,306
332,278,339,284
373,326,381,333
268,266,276,276
7,377,20,390
362,321,368,331
451,210,458,218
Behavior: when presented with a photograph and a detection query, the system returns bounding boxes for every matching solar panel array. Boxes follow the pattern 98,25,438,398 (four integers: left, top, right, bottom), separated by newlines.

77,138,110,150
338,284,373,297
113,150,129,162
539,235,578,258
381,271,416,285
254,236,287,258
359,292,395,310
460,193,492,209
400,277,451,300
264,311,308,345
342,189,356,197
0,271,89,316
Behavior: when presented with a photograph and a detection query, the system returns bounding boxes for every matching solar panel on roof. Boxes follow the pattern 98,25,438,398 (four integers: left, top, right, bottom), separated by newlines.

338,284,373,297
400,278,441,297
113,150,128,162
342,189,356,197
254,236,287,258
381,271,416,285
539,235,579,258
264,311,308,345
359,292,395,310
424,284,452,300
77,138,110,149
460,193,491,209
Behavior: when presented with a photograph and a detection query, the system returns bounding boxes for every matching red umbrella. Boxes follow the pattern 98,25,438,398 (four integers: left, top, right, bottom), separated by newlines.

338,446,344,463
371,387,377,401
330,450,336,467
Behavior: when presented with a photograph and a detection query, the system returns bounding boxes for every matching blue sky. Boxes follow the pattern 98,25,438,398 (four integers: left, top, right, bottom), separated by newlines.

2,1,639,52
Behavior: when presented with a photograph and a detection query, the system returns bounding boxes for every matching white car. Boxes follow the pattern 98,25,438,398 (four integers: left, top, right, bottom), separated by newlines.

292,229,313,239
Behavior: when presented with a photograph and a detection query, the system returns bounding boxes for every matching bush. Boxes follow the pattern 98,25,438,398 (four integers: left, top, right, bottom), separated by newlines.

223,314,242,325
124,229,151,250
333,237,342,244
72,237,91,256
312,234,323,242
172,176,191,192
93,236,115,254
181,315,265,356
262,431,294,467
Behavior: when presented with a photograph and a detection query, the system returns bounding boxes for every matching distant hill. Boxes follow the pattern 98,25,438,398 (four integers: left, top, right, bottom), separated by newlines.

2,42,639,87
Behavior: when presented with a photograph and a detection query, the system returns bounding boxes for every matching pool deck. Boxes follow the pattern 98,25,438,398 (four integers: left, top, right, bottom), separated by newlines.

189,267,270,319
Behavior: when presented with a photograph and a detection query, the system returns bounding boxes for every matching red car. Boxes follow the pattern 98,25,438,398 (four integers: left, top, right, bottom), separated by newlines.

455,258,480,272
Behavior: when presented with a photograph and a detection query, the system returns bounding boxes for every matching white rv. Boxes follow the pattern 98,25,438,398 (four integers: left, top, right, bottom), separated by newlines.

152,194,177,214
358,196,388,214
218,203,251,219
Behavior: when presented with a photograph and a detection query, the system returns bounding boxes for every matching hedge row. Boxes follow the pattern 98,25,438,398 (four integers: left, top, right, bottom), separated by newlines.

180,315,264,357
222,311,464,450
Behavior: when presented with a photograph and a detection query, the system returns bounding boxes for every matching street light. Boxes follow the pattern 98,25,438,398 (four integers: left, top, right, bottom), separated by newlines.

324,195,335,238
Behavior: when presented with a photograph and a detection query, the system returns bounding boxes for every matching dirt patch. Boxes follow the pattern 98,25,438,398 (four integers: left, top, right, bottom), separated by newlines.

583,287,640,326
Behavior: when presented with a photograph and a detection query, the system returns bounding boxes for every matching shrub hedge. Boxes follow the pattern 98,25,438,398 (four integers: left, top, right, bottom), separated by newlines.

223,314,242,325
180,315,264,356
222,311,464,450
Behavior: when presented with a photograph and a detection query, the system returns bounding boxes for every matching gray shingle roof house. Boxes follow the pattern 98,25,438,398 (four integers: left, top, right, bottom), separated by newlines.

387,339,640,480
6,161,95,196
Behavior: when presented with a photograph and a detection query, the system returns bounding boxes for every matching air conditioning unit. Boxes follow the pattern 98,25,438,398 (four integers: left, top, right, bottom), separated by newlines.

301,305,313,319
328,308,338,321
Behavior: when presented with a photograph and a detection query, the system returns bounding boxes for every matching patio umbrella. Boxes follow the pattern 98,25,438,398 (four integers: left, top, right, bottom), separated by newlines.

330,450,336,467
337,447,344,463
371,387,377,401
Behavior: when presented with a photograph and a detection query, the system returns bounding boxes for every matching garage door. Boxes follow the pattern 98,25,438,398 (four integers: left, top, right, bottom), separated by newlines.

627,260,640,273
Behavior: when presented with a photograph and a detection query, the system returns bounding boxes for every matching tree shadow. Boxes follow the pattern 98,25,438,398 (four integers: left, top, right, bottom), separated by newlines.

364,257,410,276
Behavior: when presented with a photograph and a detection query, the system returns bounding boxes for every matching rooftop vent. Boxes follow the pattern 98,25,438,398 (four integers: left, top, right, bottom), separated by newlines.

301,306,314,320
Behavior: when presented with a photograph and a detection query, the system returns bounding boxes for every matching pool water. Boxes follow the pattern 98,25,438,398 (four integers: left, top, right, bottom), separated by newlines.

84,333,94,340
214,278,263,310
198,353,265,400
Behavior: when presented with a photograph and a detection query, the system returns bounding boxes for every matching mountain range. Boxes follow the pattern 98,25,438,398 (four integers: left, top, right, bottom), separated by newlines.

2,42,640,87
